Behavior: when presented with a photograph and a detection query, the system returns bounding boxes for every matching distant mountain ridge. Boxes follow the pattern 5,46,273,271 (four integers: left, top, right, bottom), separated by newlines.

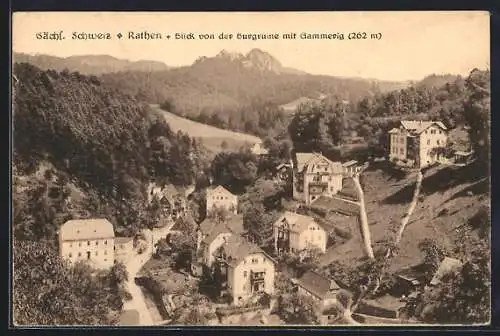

13,52,171,75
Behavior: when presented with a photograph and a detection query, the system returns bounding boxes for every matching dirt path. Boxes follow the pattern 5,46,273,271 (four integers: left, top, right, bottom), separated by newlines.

122,223,175,326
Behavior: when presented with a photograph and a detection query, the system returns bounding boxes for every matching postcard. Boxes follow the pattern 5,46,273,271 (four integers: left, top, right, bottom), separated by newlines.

11,11,491,327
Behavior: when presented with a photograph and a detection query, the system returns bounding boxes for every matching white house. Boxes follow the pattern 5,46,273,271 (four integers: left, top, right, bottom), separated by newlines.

59,218,115,269
292,152,344,206
273,211,327,255
222,236,276,305
206,185,238,215
250,142,269,156
388,120,448,168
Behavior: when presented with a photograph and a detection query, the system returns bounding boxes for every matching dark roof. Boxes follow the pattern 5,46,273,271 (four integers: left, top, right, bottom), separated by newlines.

202,223,234,246
394,263,428,283
296,270,340,299
119,310,140,326
338,178,359,201
199,214,244,237
274,211,318,233
207,185,235,197
311,196,360,216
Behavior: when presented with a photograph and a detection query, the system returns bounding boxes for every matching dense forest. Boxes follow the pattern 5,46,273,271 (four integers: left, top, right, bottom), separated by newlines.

12,63,210,325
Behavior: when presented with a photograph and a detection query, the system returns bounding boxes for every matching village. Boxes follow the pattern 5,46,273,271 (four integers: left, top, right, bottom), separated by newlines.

56,119,475,326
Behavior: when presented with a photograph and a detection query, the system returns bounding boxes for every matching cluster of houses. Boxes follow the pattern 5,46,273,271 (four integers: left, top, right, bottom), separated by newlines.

56,118,472,323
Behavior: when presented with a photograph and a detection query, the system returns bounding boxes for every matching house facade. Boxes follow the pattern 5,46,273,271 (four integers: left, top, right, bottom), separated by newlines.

273,211,327,255
59,218,115,269
389,120,448,168
292,153,344,206
206,185,238,215
223,237,276,305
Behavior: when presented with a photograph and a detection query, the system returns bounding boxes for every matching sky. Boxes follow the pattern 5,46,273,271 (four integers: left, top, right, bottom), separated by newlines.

12,11,490,81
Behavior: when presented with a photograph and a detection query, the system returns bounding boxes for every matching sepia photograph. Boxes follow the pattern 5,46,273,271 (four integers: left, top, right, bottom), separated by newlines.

11,11,491,327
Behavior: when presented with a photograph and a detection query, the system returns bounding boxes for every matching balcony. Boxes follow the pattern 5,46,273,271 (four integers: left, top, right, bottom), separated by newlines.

251,271,266,281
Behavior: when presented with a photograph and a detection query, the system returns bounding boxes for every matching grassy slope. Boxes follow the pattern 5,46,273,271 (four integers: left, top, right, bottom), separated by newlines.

321,161,489,272
150,104,262,153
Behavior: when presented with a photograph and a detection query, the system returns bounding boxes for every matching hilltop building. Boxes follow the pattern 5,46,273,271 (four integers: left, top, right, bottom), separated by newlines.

206,185,238,215
388,120,448,168
273,211,327,255
292,152,343,206
59,218,115,269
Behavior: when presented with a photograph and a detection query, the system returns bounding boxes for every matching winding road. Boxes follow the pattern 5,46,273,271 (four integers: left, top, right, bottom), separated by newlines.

122,223,175,326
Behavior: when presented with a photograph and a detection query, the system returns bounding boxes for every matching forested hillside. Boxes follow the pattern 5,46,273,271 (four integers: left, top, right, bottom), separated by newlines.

12,63,209,325
98,50,407,136
13,52,170,75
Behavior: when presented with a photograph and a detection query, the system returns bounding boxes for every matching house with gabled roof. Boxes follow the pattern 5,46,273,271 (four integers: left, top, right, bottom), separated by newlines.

214,235,276,305
293,270,341,306
273,211,327,255
292,152,344,206
206,185,238,215
59,218,116,269
147,183,188,221
388,120,448,168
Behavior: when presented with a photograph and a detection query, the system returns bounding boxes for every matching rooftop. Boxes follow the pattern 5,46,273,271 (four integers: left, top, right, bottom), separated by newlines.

275,211,319,233
222,235,274,268
400,120,448,135
60,218,115,241
295,270,340,299
199,214,244,237
311,196,360,216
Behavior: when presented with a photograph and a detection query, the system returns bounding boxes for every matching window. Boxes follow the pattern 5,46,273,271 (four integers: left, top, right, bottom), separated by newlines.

69,253,72,258
87,241,90,246
104,240,108,245
78,252,82,257
244,271,247,278
437,140,440,145
252,258,258,264
439,130,442,134
104,259,107,262
400,148,404,154
95,251,98,256
79,242,82,247
95,241,98,246
427,140,430,145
